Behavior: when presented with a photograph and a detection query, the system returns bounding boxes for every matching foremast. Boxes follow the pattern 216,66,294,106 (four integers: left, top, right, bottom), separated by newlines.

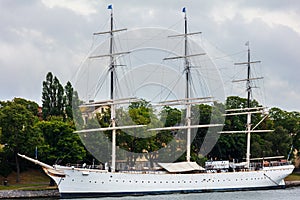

80,5,131,172
184,7,192,163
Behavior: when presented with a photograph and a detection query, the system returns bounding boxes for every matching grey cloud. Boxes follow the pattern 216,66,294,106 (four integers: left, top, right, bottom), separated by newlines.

0,0,299,111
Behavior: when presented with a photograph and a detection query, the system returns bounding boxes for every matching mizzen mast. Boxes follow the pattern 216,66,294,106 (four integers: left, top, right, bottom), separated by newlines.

232,42,264,168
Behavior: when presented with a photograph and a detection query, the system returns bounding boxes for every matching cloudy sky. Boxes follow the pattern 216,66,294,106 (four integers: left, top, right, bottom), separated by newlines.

1,0,299,111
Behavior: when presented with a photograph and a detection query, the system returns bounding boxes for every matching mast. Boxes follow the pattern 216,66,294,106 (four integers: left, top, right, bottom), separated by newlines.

234,42,261,168
246,43,251,169
109,5,117,173
183,8,192,162
164,7,205,162
246,44,251,108
90,5,128,172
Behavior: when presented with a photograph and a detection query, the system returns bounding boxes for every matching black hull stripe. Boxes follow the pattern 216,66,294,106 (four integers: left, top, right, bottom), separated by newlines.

60,185,285,198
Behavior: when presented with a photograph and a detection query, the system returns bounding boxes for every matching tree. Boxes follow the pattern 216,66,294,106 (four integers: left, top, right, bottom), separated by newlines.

64,81,74,120
35,117,86,165
269,107,299,159
42,72,52,119
208,96,267,161
0,98,43,182
42,72,65,119
53,76,65,117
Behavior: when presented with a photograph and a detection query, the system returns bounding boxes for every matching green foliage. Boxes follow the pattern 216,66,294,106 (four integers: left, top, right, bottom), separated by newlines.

0,98,43,181
0,151,12,178
269,107,299,157
35,118,86,165
1,84,299,175
160,106,182,127
64,81,74,120
207,96,296,161
0,99,42,155
128,100,152,125
42,72,76,121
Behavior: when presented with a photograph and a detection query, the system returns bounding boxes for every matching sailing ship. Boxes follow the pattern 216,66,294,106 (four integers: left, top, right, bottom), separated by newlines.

19,6,294,198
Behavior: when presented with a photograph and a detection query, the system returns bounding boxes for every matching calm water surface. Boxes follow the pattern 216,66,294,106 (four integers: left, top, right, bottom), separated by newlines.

99,187,299,200
13,187,300,200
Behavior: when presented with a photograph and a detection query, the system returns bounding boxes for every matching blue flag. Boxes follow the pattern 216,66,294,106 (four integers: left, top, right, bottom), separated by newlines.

108,5,112,9
182,7,186,13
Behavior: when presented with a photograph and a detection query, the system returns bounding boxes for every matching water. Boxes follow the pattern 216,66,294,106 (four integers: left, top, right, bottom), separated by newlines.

28,187,300,200
98,187,300,200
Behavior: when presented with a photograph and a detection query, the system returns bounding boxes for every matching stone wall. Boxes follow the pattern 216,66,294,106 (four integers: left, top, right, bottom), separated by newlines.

0,189,59,199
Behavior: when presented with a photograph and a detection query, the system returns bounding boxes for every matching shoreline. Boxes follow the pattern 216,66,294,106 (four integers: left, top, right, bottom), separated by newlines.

0,189,59,199
0,181,299,199
285,180,300,187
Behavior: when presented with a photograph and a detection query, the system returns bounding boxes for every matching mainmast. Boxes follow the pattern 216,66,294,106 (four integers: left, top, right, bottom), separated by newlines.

109,5,117,173
164,7,205,162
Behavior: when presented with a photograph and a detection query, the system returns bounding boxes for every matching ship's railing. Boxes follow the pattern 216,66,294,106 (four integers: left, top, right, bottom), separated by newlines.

65,163,104,170
262,160,292,167
249,160,292,170
119,170,167,174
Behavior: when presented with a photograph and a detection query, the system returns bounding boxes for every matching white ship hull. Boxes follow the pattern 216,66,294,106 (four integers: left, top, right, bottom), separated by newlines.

45,164,294,198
